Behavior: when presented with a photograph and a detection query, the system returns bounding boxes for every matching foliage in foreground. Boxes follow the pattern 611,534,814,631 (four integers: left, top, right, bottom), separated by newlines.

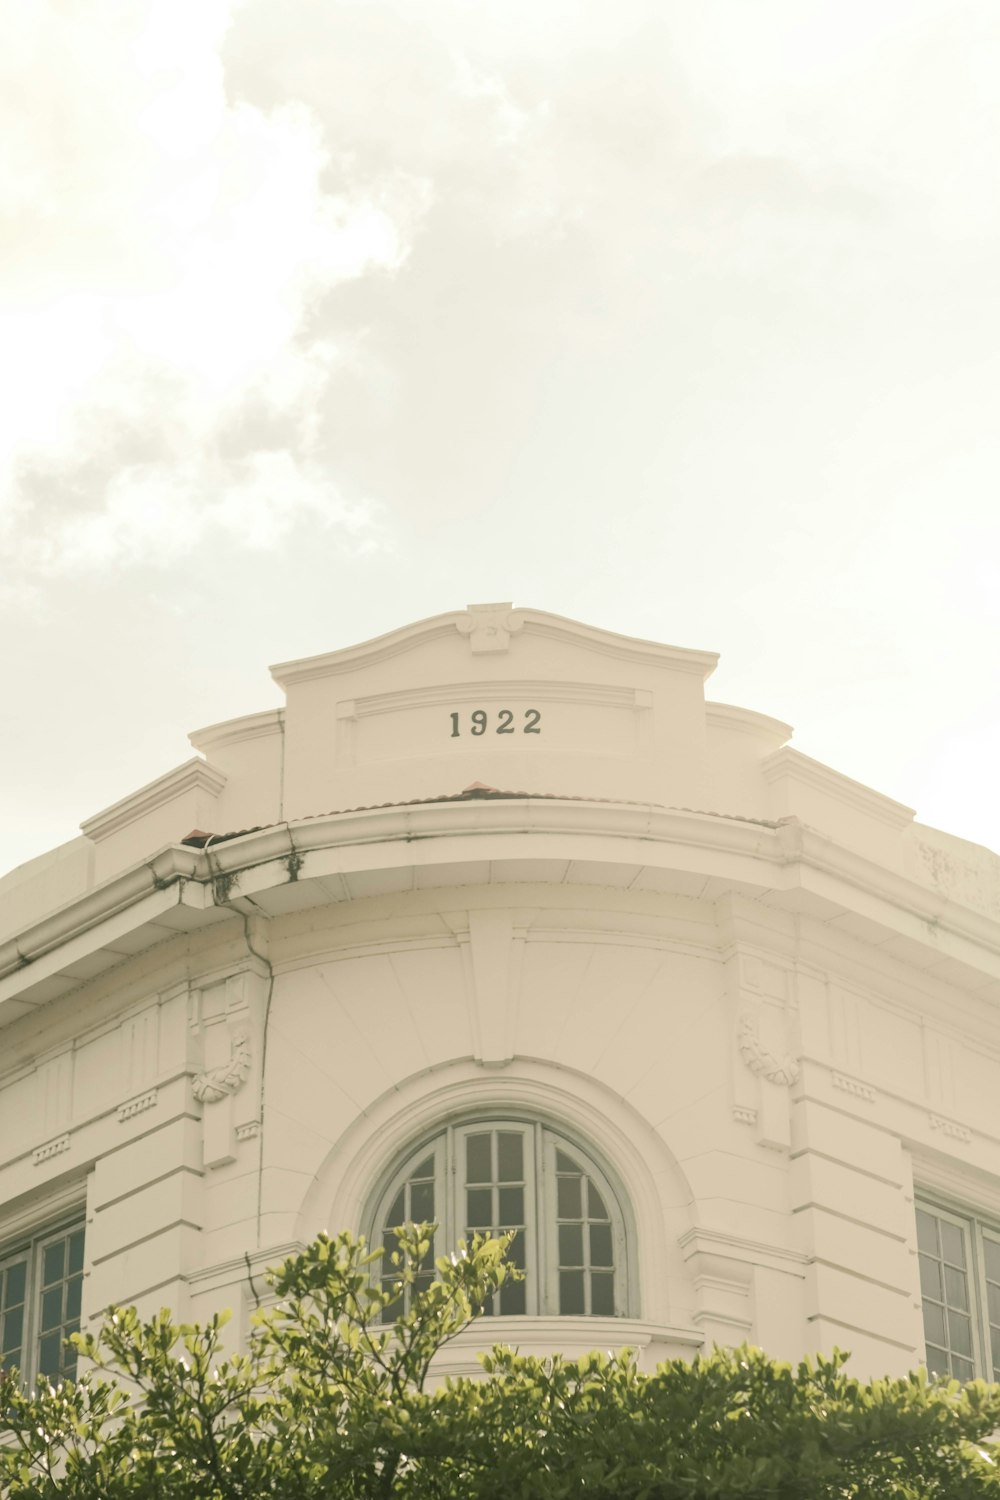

3,1227,1000,1499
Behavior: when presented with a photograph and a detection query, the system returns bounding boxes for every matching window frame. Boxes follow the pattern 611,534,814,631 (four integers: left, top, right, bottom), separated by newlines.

0,1215,86,1387
368,1113,633,1319
915,1196,1000,1382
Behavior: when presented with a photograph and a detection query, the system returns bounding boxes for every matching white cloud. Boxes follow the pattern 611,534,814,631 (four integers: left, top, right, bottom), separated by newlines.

0,0,427,579
27,450,381,572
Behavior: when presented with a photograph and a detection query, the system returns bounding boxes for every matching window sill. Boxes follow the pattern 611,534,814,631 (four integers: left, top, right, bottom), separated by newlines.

432,1315,703,1376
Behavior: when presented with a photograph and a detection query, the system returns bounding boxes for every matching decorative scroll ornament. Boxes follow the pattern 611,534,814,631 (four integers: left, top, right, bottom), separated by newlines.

193,1030,251,1103
738,1011,799,1087
455,603,524,654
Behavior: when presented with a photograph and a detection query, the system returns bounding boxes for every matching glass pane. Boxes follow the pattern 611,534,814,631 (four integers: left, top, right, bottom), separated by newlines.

3,1261,26,1308
984,1237,1000,1282
587,1182,609,1221
558,1224,583,1266
43,1241,65,1287
381,1277,402,1316
591,1272,614,1316
953,1355,975,1381
41,1286,63,1333
61,1328,79,1380
925,1343,950,1377
590,1224,614,1268
466,1134,492,1184
497,1133,523,1182
68,1232,85,1277
2,1304,24,1354
500,1278,526,1316
385,1188,405,1229
916,1209,939,1255
922,1301,946,1346
66,1278,82,1322
944,1265,969,1311
413,1156,434,1181
988,1282,1000,1325
498,1187,523,1225
466,1188,493,1229
410,1180,434,1221
506,1230,526,1270
948,1309,973,1357
919,1255,942,1301
38,1332,62,1378
940,1220,965,1267
556,1150,577,1174
560,1270,585,1315
557,1175,582,1219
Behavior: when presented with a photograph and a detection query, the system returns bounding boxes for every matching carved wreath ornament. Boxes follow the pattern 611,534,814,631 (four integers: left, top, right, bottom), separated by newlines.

737,1011,799,1087
193,1030,252,1103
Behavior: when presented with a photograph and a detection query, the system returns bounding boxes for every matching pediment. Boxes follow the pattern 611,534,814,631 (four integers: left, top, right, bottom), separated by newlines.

270,603,719,686
269,604,719,819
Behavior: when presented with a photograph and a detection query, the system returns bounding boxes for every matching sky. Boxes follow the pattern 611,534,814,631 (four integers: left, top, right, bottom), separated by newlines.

2,0,999,875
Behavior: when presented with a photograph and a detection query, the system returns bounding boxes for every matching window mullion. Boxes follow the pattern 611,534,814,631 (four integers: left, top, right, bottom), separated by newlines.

535,1127,549,1316
972,1221,992,1380
445,1126,455,1255
490,1129,499,1242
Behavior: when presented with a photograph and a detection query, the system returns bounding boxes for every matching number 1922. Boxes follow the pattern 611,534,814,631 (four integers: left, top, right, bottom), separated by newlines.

449,708,541,736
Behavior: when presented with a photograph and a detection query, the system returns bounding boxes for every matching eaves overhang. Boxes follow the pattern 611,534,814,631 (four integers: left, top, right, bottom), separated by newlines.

2,799,999,1024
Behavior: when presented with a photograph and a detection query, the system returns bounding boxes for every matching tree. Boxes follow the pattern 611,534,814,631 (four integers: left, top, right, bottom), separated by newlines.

3,1225,1000,1498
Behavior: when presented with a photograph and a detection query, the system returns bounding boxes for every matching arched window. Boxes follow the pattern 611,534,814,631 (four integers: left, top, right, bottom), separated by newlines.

369,1117,631,1317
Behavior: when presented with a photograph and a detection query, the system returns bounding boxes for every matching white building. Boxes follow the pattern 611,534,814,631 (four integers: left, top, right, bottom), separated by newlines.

2,603,999,1385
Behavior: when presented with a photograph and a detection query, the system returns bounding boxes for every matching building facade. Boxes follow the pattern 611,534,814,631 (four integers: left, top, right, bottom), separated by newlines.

2,603,1000,1384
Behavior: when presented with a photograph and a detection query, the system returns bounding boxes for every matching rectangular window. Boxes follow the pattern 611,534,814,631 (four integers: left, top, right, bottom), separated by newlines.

916,1200,1000,1381
0,1220,85,1386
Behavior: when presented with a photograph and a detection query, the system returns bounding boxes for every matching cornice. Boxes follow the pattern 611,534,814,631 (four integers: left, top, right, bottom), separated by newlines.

777,819,1000,957
0,1180,88,1244
5,798,1000,1019
270,604,719,685
763,747,915,831
705,702,793,744
911,1151,1000,1222
271,614,460,684
80,758,227,843
0,846,214,1017
678,1226,809,1277
516,612,718,677
188,710,284,754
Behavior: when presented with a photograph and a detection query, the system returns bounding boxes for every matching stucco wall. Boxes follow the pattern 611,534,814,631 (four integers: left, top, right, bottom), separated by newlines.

2,606,1000,1385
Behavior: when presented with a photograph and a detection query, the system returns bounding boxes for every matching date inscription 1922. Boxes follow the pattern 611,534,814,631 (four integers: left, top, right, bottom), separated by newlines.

449,709,541,737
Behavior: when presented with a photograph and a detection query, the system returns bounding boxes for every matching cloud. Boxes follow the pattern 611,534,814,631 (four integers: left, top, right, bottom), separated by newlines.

0,0,427,583
21,450,383,573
